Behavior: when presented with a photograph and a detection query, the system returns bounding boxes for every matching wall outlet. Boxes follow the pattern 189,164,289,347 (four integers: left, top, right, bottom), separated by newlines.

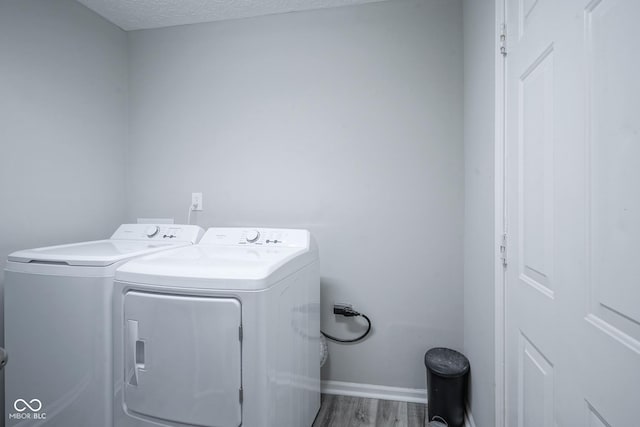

191,193,203,211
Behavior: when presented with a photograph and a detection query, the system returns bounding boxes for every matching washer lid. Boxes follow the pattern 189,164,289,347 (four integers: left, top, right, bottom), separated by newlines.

8,240,188,267
7,224,204,267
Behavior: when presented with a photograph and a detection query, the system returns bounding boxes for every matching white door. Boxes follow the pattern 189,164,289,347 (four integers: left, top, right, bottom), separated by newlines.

123,292,242,427
504,0,640,425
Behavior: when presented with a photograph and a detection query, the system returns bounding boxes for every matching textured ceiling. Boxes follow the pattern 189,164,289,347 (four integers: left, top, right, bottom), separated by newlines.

76,0,388,31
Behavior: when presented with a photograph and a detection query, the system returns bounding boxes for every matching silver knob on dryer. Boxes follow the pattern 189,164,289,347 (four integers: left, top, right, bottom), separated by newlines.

246,229,260,243
145,225,160,238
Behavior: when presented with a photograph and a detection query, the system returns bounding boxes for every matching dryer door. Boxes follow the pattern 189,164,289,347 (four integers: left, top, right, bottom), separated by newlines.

123,291,242,427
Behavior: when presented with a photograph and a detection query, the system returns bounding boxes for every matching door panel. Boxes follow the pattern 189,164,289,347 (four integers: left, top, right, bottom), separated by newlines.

123,292,242,427
505,0,640,425
518,44,555,298
586,402,610,427
519,0,542,39
518,333,554,427
587,0,640,346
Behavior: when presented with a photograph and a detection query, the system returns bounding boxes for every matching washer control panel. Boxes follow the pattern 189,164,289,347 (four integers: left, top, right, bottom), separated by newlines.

200,228,310,248
111,224,204,243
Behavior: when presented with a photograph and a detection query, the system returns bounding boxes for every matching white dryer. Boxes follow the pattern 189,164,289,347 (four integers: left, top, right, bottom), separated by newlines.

4,224,204,427
112,227,320,427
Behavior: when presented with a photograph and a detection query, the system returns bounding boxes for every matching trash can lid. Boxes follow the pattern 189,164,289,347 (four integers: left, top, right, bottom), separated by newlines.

424,347,470,378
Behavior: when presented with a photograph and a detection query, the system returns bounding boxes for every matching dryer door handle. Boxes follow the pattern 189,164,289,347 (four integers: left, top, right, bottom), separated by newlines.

127,320,145,386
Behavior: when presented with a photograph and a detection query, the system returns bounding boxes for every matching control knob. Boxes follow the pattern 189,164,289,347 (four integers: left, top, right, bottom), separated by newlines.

246,229,260,243
145,225,160,238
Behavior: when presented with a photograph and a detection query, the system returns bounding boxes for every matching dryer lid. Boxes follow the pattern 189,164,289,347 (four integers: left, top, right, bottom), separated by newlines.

115,245,311,281
115,227,318,290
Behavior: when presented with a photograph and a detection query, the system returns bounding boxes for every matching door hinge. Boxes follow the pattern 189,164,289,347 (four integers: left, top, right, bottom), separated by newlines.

499,24,507,57
500,233,508,267
239,388,244,404
239,325,243,342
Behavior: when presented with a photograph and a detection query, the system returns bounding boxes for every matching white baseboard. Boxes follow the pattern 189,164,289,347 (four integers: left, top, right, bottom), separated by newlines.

321,380,427,404
321,380,476,426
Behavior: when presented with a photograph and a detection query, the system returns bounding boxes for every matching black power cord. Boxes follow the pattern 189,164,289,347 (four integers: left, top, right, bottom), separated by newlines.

321,305,372,343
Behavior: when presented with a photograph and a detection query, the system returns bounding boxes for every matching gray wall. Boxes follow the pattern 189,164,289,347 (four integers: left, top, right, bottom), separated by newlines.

0,0,129,276
463,0,496,425
0,1,128,416
127,0,464,390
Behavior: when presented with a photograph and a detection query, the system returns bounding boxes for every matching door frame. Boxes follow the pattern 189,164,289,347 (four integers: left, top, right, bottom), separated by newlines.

494,0,507,427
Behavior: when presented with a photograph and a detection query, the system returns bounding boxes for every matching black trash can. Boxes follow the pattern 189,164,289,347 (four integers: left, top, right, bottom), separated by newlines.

424,347,470,427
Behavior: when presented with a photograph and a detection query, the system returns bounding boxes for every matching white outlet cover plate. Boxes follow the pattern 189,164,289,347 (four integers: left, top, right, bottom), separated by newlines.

192,193,203,211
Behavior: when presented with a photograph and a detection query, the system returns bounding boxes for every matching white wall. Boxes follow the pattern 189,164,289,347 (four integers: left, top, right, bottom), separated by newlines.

463,0,496,426
0,1,128,417
127,0,463,390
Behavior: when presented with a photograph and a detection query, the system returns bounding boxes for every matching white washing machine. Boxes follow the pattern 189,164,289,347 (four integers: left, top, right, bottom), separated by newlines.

4,224,204,427
112,227,320,427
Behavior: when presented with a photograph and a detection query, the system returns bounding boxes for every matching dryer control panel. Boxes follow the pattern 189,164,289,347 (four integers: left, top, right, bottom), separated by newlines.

111,224,204,243
199,227,310,249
